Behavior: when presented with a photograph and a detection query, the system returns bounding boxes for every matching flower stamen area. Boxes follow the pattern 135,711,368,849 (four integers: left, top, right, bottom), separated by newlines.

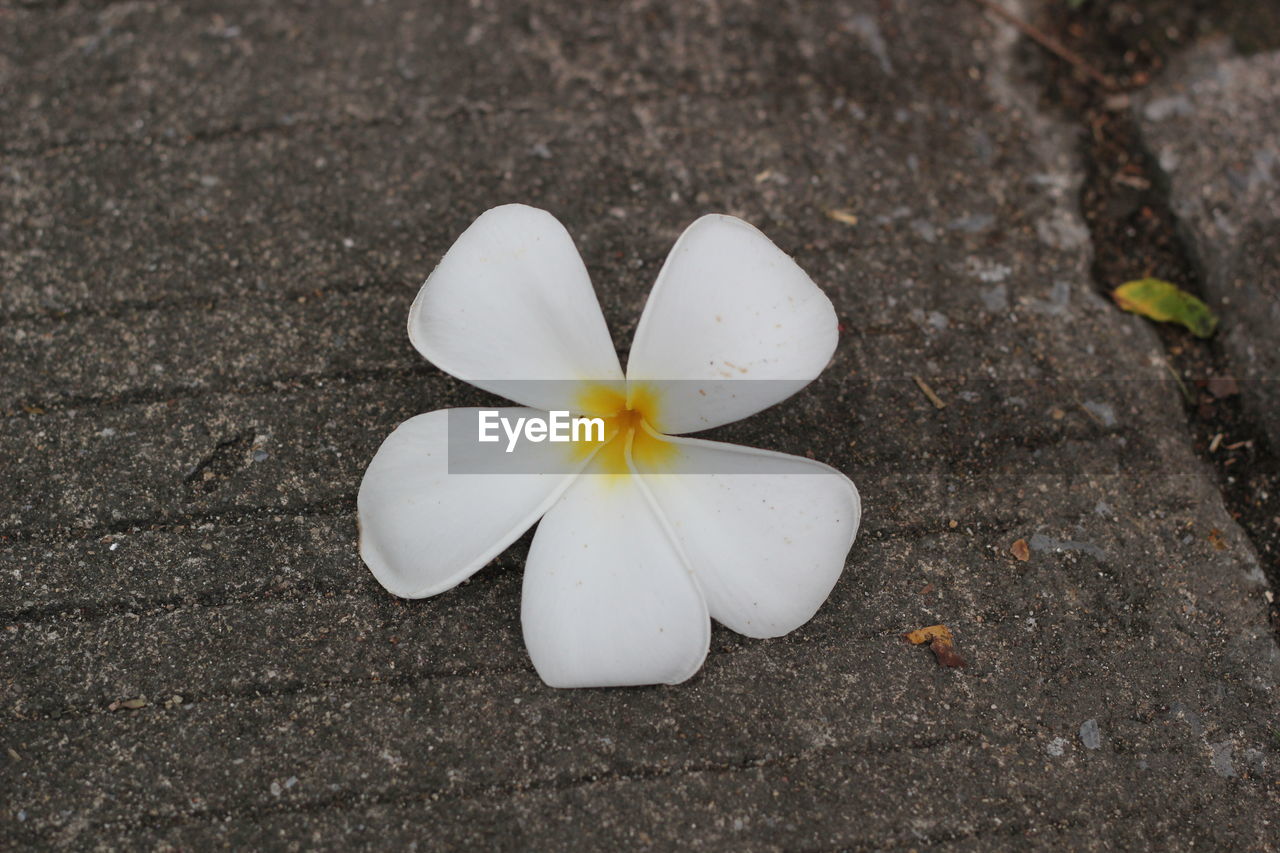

576,383,676,475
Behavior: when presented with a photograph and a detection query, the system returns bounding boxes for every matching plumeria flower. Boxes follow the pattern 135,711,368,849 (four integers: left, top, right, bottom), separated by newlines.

358,204,861,688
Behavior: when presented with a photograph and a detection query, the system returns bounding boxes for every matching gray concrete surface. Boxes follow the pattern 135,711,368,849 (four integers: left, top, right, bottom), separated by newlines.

1136,40,1280,449
2,1,1278,849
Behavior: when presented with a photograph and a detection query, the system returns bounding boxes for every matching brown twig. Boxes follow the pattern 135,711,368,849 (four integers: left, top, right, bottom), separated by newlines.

913,376,947,410
968,0,1117,90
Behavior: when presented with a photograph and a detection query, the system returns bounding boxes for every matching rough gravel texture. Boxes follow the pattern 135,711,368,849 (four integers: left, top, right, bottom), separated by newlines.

3,1,1278,850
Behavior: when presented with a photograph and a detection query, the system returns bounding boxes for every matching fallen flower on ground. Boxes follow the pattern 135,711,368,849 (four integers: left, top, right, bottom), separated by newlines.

358,204,861,688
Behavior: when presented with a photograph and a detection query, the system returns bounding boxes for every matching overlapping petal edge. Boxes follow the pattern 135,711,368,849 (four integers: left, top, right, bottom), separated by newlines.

358,204,861,688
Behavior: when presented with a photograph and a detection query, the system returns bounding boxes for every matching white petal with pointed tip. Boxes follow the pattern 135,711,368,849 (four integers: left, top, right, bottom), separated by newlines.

625,214,839,433
358,409,581,598
635,430,860,638
408,204,623,412
521,458,710,688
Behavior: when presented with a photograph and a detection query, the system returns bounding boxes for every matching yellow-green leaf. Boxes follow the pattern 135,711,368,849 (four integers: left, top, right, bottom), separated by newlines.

1112,278,1218,338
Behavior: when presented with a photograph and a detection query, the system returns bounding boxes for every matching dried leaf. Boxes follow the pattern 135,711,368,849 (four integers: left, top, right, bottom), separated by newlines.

826,208,859,226
1208,528,1227,551
109,697,147,711
904,624,967,668
1206,375,1239,399
930,641,968,668
1112,278,1218,338
1011,538,1030,561
903,624,953,645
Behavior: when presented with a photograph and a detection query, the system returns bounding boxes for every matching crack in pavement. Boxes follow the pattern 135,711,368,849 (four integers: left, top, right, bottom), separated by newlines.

1034,0,1280,640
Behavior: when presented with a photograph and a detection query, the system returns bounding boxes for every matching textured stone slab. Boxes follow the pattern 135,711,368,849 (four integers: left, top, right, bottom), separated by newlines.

1136,42,1280,445
3,0,1277,849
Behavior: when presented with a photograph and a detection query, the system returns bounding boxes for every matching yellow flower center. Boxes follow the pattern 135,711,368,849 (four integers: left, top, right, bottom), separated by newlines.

574,382,676,476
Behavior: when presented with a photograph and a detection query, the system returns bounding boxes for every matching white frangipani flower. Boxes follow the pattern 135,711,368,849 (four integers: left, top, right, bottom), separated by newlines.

359,204,861,688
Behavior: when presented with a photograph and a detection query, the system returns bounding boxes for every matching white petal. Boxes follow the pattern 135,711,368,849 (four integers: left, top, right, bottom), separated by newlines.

521,455,710,688
635,429,860,638
408,204,623,412
625,215,838,434
358,409,581,598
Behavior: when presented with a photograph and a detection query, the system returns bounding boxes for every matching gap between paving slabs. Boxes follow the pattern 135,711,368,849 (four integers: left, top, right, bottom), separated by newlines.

1028,0,1280,638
